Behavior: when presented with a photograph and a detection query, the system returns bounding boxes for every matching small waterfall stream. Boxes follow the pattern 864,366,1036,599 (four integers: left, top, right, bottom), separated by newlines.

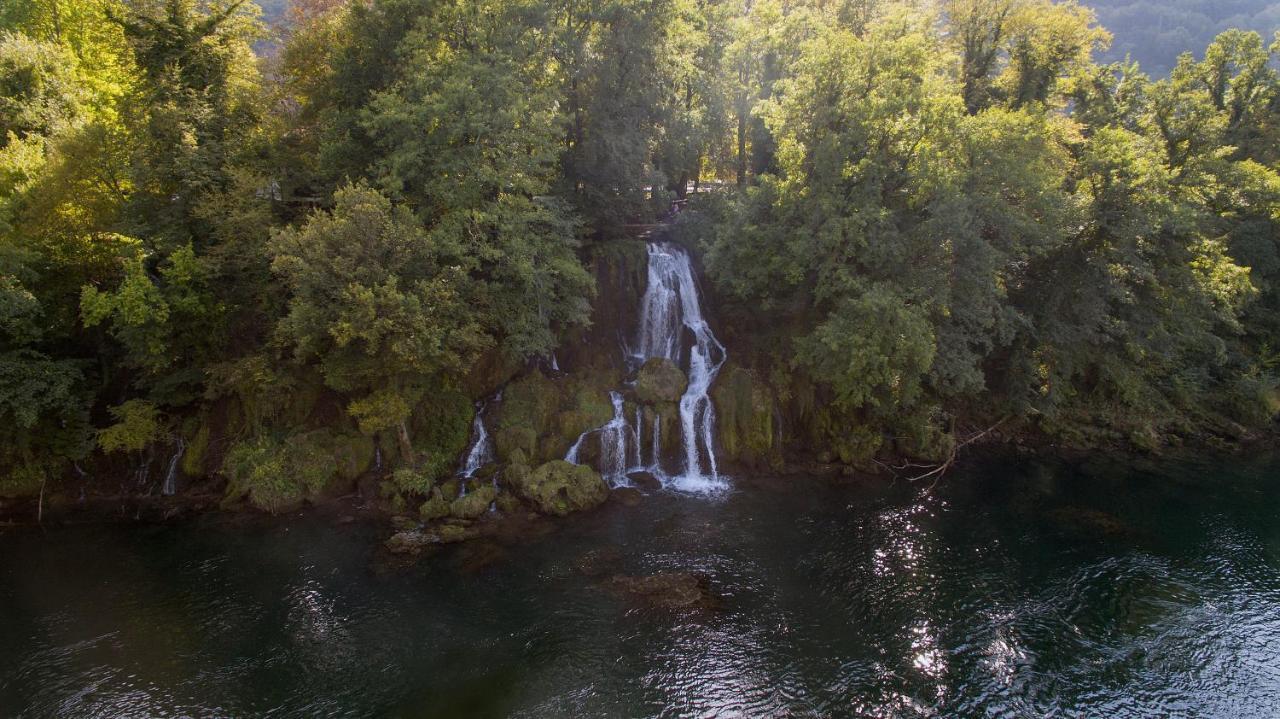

161,438,186,496
459,401,496,479
565,241,728,493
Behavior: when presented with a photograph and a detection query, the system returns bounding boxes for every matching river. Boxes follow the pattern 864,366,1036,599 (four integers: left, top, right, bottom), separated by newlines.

1,451,1278,717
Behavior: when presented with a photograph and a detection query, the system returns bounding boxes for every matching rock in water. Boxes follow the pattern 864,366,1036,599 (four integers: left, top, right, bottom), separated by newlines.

627,471,663,491
603,572,720,610
508,460,609,516
635,358,688,404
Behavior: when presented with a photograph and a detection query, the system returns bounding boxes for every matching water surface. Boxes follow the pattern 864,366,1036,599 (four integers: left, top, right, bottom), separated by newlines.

2,452,1278,717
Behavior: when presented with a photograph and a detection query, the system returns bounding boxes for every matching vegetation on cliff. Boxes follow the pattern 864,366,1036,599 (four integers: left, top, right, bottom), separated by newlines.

0,0,1277,508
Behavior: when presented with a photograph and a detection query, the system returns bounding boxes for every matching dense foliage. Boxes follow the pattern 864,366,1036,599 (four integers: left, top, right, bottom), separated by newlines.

0,0,1276,503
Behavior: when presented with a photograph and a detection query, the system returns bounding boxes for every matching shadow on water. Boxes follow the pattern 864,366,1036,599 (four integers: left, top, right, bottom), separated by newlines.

1,450,1279,717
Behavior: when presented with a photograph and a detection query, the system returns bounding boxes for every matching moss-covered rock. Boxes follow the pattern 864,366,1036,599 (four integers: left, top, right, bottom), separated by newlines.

495,491,523,514
181,423,210,477
449,484,497,519
635,358,687,404
507,460,609,516
493,367,621,464
418,490,450,521
711,364,782,470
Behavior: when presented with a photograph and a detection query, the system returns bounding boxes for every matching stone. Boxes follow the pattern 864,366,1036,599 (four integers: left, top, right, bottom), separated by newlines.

610,486,644,507
418,490,450,521
603,572,720,610
385,529,433,555
390,515,418,531
506,460,609,516
627,471,663,491
494,491,523,514
449,484,497,519
635,358,688,405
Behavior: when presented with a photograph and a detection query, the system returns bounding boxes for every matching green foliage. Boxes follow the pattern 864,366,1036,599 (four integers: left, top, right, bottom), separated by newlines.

97,399,161,453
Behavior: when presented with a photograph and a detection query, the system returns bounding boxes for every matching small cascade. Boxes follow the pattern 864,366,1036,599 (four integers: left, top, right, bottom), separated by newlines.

161,438,186,496
634,243,727,491
374,445,383,473
563,241,728,493
459,402,496,478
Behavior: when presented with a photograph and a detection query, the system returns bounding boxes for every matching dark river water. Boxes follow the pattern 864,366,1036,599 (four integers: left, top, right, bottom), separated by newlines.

2,451,1278,718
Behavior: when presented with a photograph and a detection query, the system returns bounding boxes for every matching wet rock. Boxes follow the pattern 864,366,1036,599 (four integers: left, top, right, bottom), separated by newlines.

449,484,497,519
610,487,644,507
390,515,418,531
628,471,663,491
385,529,434,555
507,460,609,516
710,364,783,471
635,358,688,404
573,546,623,577
603,572,720,610
436,521,480,544
1047,507,1137,539
455,540,506,574
494,491,523,514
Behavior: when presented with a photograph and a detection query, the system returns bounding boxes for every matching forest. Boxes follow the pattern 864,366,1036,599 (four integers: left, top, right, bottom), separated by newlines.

1,0,1278,511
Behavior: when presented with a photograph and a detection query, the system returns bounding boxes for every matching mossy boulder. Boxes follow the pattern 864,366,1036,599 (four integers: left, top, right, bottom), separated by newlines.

507,460,609,516
635,358,687,404
710,364,782,470
449,484,497,519
418,489,450,521
493,367,621,464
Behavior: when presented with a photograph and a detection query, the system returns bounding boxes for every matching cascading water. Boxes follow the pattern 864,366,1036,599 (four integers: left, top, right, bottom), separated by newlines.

634,243,727,491
459,402,496,479
565,241,728,493
161,438,186,496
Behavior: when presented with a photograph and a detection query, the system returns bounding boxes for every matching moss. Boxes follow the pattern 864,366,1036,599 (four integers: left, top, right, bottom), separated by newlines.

449,484,497,519
507,460,609,516
495,425,537,460
181,423,210,477
409,387,474,483
494,367,620,464
635,358,687,404
710,364,782,470
419,489,451,521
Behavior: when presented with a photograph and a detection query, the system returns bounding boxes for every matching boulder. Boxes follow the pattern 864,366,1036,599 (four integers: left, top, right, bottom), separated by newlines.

610,486,644,507
603,572,720,610
507,460,609,516
417,483,453,516
635,358,688,404
385,530,434,555
449,484,497,519
628,471,663,491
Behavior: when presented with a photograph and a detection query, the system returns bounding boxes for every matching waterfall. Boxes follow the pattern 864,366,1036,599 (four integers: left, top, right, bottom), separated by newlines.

563,241,727,493
459,402,496,478
635,243,727,491
161,438,186,497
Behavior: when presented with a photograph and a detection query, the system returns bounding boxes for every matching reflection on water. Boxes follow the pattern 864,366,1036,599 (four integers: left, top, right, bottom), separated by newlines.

2,451,1279,717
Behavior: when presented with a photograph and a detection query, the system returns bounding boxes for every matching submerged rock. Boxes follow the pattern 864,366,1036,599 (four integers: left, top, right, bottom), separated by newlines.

573,546,624,577
610,486,644,507
603,572,720,610
635,358,688,405
507,460,609,516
